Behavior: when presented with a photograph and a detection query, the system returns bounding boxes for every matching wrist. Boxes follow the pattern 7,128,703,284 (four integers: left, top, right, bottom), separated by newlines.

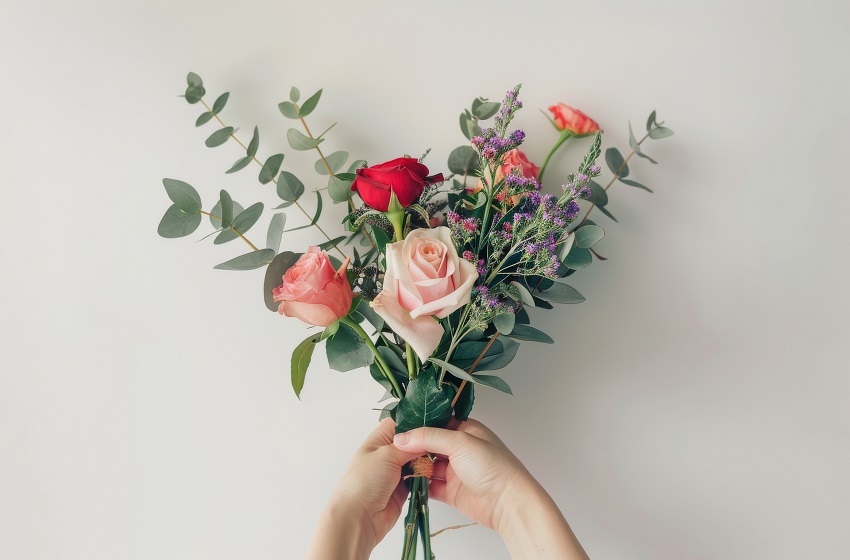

306,495,374,560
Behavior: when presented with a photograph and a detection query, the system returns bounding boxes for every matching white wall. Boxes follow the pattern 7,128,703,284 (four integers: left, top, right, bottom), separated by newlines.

1,1,848,558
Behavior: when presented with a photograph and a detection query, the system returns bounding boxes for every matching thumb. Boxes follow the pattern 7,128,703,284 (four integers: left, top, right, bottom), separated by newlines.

393,427,474,457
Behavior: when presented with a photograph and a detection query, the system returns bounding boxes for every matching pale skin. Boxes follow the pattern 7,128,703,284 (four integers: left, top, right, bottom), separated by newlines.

306,417,589,559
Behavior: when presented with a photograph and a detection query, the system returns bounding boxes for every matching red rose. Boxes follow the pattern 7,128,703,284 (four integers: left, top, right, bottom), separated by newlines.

548,103,603,136
351,157,443,212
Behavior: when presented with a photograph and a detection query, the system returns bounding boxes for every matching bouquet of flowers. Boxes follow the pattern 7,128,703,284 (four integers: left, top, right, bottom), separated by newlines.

157,73,673,558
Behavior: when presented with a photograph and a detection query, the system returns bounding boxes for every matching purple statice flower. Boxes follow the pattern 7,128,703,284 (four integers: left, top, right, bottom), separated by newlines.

476,259,487,277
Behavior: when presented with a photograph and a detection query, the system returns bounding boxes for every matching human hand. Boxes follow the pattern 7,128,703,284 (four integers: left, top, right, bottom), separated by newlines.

305,417,421,560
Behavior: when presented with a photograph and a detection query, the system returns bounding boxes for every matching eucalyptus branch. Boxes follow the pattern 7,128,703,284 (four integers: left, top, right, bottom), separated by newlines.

199,210,259,251
340,316,404,399
198,98,347,259
450,331,501,408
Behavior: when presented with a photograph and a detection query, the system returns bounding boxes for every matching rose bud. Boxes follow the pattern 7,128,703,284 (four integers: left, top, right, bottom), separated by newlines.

272,247,353,327
548,103,603,136
351,157,443,212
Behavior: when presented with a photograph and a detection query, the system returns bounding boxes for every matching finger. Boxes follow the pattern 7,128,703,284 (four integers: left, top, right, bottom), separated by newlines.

389,479,410,513
360,417,398,451
432,458,448,481
455,417,499,442
426,479,447,504
393,426,478,457
374,440,425,467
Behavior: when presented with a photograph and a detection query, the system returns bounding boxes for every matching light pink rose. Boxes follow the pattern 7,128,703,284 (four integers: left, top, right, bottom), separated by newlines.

272,247,353,327
370,227,478,358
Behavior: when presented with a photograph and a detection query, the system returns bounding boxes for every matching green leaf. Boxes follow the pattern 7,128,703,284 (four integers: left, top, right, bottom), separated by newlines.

184,73,205,104
214,248,275,271
469,374,512,395
649,126,674,139
187,72,203,87
287,128,324,151
278,101,299,119
564,246,592,270
586,180,609,206
277,171,305,201
263,251,302,311
505,324,553,344
535,280,585,304
453,381,474,420
356,298,384,332
315,151,348,175
629,122,641,153
510,281,535,307
493,313,515,335
472,101,500,120
210,199,243,228
453,338,520,372
448,145,480,175
394,367,456,433
214,202,264,244
327,323,373,372
378,401,398,421
218,189,234,228
605,147,629,177
347,160,367,173
284,192,323,232
162,178,201,213
619,178,653,192
205,127,233,148
289,86,300,103
259,154,284,184
321,321,340,340
429,358,475,382
318,236,347,251
574,224,604,248
328,174,354,202
291,333,321,398
225,156,252,174
212,92,229,114
266,213,286,252
558,232,575,261
646,110,657,131
195,111,214,127
157,204,201,238
299,89,323,118
247,126,260,158
634,150,658,165
459,113,475,140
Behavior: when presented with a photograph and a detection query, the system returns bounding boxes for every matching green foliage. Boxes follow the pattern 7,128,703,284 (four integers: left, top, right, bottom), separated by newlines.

504,325,553,344
277,171,305,201
564,246,592,270
315,151,349,175
619,178,653,192
217,189,234,228
247,126,260,158
649,126,674,139
226,156,252,174
205,127,233,148
578,132,602,176
157,205,201,238
395,367,456,433
291,333,321,399
472,99,500,120
453,382,474,421
184,72,205,104
259,154,284,184
574,224,604,248
510,281,535,307
210,199,243,228
278,101,299,119
328,174,354,202
327,322,373,372
287,129,324,151
493,313,515,335
299,89,322,118
162,178,201,213
195,111,214,127
318,236,347,251
263,251,302,311
534,280,585,304
586,180,609,206
212,92,229,114
452,338,519,372
285,192,323,232
213,248,275,271
431,358,513,395
214,202,264,244
605,147,629,177
646,110,657,131
266,213,286,252
290,86,300,103
448,145,480,175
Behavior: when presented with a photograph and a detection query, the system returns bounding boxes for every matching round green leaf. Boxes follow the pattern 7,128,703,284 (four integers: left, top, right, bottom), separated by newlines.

328,174,354,202
277,171,305,201
472,101,500,120
195,111,214,127
162,178,201,213
225,156,252,174
259,154,284,185
298,89,323,118
493,313,515,335
187,72,203,87
505,324,554,344
649,126,674,139
326,323,373,372
212,92,229,114
586,181,609,206
218,189,234,229
266,213,286,253
574,224,604,248
564,246,592,270
315,151,349,175
448,145,480,175
535,281,585,304
605,147,629,177
157,204,201,238
210,199,243,228
287,128,323,151
205,127,233,148
278,101,299,119
214,202,263,244
289,86,300,103
263,251,302,311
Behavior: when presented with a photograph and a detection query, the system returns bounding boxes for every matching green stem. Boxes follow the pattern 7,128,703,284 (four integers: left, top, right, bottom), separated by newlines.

418,480,432,558
339,316,404,399
388,210,406,242
406,345,417,380
537,130,572,184
402,477,421,560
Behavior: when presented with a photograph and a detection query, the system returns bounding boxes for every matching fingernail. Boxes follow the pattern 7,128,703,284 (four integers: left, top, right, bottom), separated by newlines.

393,432,410,446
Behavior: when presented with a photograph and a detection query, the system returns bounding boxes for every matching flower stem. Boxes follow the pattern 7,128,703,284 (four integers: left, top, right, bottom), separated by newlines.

340,316,403,399
537,130,572,184
406,344,417,381
418,481,432,559
402,477,421,559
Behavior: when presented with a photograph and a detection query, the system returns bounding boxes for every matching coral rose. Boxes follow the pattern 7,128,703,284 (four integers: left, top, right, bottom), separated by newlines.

272,247,353,327
370,227,477,358
548,102,602,136
473,149,540,204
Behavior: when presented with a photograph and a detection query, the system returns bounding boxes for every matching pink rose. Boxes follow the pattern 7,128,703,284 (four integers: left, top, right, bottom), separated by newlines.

548,102,602,136
272,247,353,327
370,227,478,358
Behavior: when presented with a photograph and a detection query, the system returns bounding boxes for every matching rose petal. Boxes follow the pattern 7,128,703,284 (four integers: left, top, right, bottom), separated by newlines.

370,291,444,359
278,300,339,327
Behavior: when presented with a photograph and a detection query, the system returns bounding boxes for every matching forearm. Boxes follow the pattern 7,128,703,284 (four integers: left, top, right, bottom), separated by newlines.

305,498,374,560
499,480,589,560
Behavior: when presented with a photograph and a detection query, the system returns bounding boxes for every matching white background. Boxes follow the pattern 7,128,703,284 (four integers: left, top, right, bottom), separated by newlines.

1,1,848,558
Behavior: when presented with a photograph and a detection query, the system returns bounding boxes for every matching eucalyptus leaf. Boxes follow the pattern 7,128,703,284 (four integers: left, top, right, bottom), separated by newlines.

278,101,299,119
646,110,657,131
629,122,641,154
327,323,373,372
225,156,252,174
195,111,214,127
277,171,305,201
535,280,585,304
289,86,300,103
210,199,243,229
348,160,367,173
454,338,520,372
213,248,275,271
394,368,455,433
448,145,480,175
212,92,229,114
214,202,263,244
259,154,284,185
218,189,234,229
453,381,474,420
162,178,201,213
378,401,398,421
649,126,674,139
472,101,500,120
635,150,658,164
287,128,324,151
157,204,201,238
187,72,203,87
510,281,535,307
266,213,286,252
469,374,512,395
586,181,609,206
315,151,348,175
564,246,592,270
284,192,322,232
504,324,554,344
328,174,354,202
493,313,515,335
558,232,575,261
619,178,653,192
291,333,321,398
574,224,604,248
299,89,322,118
318,236,347,251
205,127,233,148
605,147,629,177
263,251,302,311
247,126,260,158
378,345,408,381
